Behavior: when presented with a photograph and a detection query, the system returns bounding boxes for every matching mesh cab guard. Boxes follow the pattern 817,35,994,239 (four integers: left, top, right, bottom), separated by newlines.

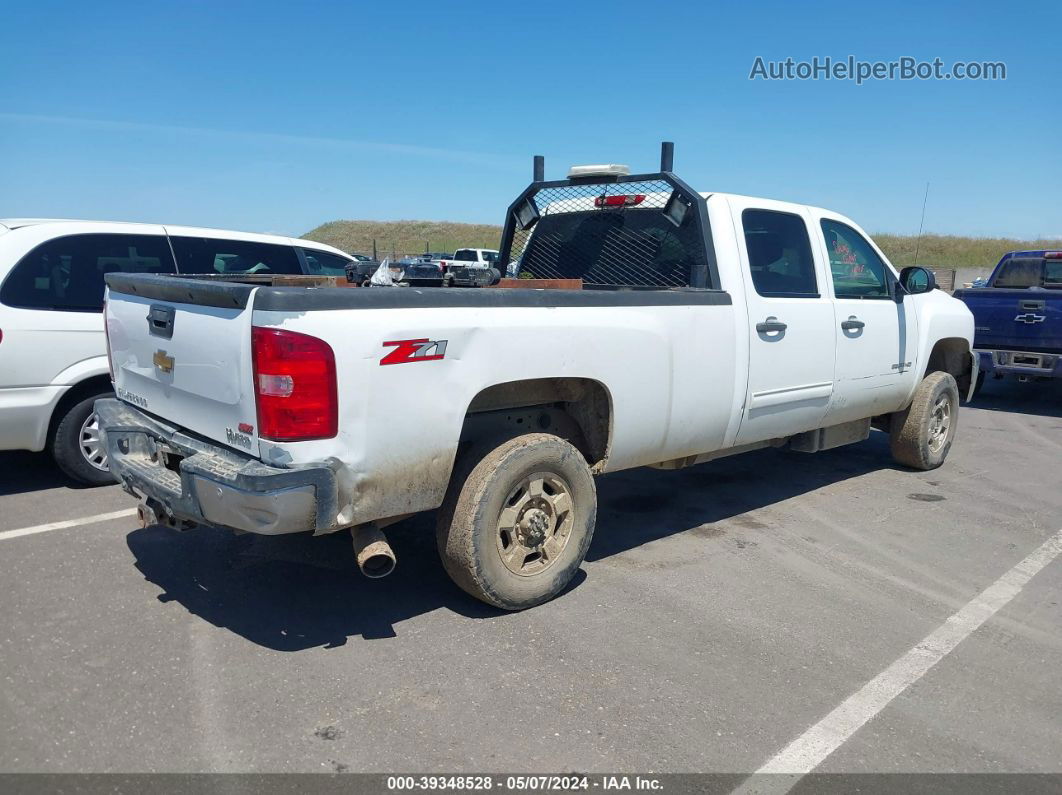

498,144,720,290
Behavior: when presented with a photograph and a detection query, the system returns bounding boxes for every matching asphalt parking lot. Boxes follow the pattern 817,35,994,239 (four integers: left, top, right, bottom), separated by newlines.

1,378,1059,778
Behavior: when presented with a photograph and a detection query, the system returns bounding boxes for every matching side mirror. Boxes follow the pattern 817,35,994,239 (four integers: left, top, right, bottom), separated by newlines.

897,266,937,299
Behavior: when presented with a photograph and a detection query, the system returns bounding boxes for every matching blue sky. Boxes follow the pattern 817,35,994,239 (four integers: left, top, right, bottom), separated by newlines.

1,0,1059,238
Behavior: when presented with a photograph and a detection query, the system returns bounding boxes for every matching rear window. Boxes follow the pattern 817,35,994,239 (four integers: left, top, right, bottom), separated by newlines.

993,257,1044,288
519,208,705,288
1045,260,1062,287
1,233,176,312
300,247,352,276
170,236,301,275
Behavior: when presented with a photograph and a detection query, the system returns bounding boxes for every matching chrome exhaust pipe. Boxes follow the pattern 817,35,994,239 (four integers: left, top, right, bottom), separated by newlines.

352,524,396,578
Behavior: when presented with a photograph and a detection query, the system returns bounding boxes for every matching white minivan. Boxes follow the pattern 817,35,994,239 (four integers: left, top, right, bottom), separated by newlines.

0,219,353,484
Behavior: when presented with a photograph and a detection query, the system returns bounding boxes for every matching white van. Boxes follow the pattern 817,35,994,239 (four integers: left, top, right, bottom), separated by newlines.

0,219,352,484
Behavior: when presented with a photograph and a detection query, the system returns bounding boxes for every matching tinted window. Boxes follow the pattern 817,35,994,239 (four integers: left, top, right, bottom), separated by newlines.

454,249,475,261
1,233,176,312
170,236,301,275
301,248,352,276
820,219,891,298
742,210,817,297
481,251,498,263
994,257,1043,288
1044,259,1062,287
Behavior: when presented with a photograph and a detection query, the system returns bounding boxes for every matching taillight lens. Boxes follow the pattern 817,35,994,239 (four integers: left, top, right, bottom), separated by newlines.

252,327,338,441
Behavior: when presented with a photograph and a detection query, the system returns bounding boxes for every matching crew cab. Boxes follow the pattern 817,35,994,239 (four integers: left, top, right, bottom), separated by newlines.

0,219,353,484
953,250,1062,387
98,144,976,610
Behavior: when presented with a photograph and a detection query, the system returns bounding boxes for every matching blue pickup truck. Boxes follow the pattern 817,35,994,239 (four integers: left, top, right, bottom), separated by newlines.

953,250,1062,390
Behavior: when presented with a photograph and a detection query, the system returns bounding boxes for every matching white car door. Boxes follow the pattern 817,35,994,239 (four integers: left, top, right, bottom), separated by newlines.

730,197,837,445
814,214,919,423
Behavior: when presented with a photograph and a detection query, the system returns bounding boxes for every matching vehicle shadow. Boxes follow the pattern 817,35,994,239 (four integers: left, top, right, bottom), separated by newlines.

969,376,1062,419
0,451,96,497
587,433,898,561
126,434,899,651
126,512,509,650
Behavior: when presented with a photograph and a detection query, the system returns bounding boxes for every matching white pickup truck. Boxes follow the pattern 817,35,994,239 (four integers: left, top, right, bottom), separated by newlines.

98,146,976,610
437,248,499,270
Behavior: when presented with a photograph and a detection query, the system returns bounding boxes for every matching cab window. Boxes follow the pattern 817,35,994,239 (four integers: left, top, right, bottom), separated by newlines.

454,249,475,261
170,237,301,275
0,233,176,312
820,219,892,298
742,209,818,297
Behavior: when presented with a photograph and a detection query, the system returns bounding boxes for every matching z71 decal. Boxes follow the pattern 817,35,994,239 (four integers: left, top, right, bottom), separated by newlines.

380,338,448,366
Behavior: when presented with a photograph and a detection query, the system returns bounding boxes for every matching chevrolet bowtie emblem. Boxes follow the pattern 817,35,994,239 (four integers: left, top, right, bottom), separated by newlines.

1014,313,1045,324
153,350,175,373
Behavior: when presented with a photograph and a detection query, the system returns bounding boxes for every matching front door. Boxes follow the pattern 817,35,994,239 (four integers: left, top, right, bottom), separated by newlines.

816,216,918,423
731,199,837,445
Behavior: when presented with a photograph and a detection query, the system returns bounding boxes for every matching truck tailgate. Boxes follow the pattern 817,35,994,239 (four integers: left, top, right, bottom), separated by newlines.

955,287,1062,352
104,275,260,457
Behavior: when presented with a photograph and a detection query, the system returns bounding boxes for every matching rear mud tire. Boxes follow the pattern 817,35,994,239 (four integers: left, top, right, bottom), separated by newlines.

436,433,596,610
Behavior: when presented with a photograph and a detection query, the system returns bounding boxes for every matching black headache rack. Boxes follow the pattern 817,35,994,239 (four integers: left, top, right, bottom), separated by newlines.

498,142,720,290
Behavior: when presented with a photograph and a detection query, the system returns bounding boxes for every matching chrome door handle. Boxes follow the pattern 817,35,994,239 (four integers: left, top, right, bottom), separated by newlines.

756,317,788,333
841,316,865,331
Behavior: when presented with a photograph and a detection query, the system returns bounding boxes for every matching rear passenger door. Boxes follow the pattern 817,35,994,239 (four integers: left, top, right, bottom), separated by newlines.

729,198,837,445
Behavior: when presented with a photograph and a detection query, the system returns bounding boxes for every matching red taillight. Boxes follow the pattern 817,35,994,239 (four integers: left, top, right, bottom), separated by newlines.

1045,251,1062,259
103,300,114,381
252,327,337,441
594,194,646,208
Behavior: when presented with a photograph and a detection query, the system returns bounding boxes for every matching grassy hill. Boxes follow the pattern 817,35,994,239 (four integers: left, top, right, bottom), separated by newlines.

302,220,502,258
872,233,1060,269
302,220,1060,271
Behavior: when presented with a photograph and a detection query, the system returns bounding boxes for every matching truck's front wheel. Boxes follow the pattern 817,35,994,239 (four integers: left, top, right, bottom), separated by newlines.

436,434,596,610
889,371,959,470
